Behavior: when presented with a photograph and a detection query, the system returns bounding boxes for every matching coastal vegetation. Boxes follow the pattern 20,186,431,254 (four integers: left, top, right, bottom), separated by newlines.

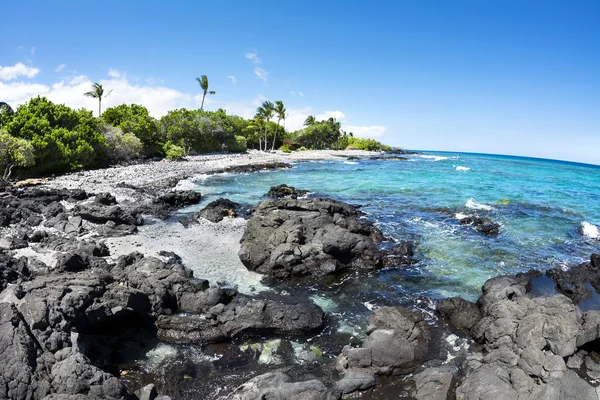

0,92,391,178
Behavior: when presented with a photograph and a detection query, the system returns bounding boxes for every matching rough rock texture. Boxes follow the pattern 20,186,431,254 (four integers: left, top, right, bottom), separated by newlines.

547,253,600,304
198,198,240,223
149,190,202,219
73,204,142,226
214,162,292,175
239,197,385,279
453,274,600,399
223,370,335,400
437,297,483,334
459,216,500,236
156,294,324,344
156,190,201,208
413,367,453,400
266,184,309,199
337,307,431,376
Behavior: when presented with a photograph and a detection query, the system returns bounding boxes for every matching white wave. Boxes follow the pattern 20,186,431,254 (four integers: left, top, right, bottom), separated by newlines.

419,155,449,162
343,161,358,165
581,222,600,239
174,174,209,191
465,198,494,211
455,213,469,220
363,301,376,311
455,166,470,171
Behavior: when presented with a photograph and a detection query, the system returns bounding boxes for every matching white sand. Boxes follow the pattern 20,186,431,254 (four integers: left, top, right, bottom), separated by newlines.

106,216,268,294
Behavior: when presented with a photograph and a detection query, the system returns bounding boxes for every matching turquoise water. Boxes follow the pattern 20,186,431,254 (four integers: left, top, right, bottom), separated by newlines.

183,152,600,302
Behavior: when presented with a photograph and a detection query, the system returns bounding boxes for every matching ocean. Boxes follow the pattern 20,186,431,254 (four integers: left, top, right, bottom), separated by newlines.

178,151,600,306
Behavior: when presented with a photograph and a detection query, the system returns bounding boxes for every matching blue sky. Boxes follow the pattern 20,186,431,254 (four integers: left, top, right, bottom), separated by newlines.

1,1,599,164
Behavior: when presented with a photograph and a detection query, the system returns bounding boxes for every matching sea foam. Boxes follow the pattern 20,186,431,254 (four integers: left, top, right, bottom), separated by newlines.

581,222,600,239
465,198,494,211
419,155,449,162
456,166,471,171
343,161,358,165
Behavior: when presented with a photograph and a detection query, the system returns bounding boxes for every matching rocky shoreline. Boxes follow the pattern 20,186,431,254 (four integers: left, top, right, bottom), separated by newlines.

2,151,600,399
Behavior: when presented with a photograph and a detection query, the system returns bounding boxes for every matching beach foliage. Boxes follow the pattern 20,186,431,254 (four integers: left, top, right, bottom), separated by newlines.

100,124,144,163
163,140,186,160
0,130,35,182
344,137,390,151
101,104,162,155
3,96,108,174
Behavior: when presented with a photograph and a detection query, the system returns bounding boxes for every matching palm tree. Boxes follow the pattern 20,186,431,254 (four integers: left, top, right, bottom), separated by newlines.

255,101,274,151
84,83,111,117
196,75,215,111
271,100,286,151
246,116,264,150
304,115,316,126
0,102,13,114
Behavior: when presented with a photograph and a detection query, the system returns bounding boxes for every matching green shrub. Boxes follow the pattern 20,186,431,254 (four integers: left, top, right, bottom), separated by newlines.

101,125,143,163
346,137,390,151
279,144,292,153
298,146,308,151
0,130,35,181
163,141,186,160
101,104,161,155
5,96,108,174
225,135,247,153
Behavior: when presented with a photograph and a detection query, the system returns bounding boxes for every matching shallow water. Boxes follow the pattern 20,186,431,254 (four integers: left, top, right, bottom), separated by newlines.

181,152,600,301
130,152,600,398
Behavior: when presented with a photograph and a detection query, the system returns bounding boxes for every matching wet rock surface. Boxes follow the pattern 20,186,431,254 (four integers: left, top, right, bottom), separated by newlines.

459,215,501,236
239,197,386,279
198,198,241,223
265,184,309,199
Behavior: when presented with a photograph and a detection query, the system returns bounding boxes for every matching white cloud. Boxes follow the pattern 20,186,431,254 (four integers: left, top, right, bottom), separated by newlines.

228,75,237,84
245,52,262,64
285,106,313,132
55,64,67,72
108,68,121,78
0,62,40,81
316,110,346,122
298,92,304,97
30,47,36,55
250,94,267,107
1,69,202,117
254,67,268,83
345,125,387,138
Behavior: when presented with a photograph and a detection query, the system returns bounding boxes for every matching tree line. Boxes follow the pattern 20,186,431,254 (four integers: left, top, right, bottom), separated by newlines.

0,77,390,182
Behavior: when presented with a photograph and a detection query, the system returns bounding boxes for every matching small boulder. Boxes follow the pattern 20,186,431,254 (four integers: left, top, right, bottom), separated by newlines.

198,198,240,223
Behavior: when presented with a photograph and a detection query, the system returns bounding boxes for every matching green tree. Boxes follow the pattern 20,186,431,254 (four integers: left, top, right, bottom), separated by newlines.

84,83,112,117
255,100,274,151
5,96,107,173
0,130,35,182
160,108,224,154
196,75,215,111
0,102,15,128
101,104,161,155
296,120,343,149
271,100,286,151
304,115,316,126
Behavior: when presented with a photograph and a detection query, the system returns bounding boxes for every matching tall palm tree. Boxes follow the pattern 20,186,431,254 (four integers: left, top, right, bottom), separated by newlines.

84,83,111,117
271,100,286,151
255,101,274,151
196,75,215,111
304,115,316,126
